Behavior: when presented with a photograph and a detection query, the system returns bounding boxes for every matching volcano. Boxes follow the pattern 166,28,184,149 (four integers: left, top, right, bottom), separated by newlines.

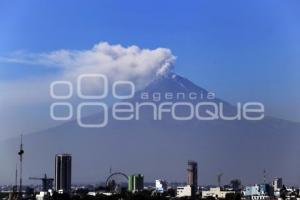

0,73,299,185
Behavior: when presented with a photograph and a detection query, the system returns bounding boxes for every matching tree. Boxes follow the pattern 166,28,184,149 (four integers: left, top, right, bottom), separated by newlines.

230,179,241,191
225,193,241,200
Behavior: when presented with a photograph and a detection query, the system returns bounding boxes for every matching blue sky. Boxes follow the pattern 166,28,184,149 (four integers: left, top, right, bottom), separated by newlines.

0,0,300,131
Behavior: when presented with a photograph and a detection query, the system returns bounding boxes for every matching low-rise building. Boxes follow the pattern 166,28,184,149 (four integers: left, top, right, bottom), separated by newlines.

35,191,53,200
177,185,192,197
250,195,270,200
202,187,235,199
243,184,273,200
244,185,260,196
155,180,167,193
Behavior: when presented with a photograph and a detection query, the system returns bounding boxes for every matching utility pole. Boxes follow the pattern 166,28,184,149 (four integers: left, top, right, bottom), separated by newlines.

263,169,267,184
217,173,223,187
109,166,112,175
14,164,18,192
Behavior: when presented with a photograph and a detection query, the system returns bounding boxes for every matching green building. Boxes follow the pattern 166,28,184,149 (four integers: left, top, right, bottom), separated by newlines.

128,174,144,192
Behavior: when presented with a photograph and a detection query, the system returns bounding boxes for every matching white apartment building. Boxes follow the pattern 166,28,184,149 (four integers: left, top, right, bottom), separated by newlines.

177,185,192,197
202,187,235,199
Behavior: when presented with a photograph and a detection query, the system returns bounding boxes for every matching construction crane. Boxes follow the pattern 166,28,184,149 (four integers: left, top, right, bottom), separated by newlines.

29,174,54,192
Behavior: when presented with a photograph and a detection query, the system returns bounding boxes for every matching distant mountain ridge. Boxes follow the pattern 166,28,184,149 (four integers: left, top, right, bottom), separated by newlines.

0,73,299,186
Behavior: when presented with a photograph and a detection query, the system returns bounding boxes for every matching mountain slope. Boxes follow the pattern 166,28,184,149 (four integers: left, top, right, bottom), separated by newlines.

0,73,299,186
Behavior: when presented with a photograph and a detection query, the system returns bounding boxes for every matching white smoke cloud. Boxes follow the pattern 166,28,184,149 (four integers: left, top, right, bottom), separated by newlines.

0,42,176,139
1,42,176,90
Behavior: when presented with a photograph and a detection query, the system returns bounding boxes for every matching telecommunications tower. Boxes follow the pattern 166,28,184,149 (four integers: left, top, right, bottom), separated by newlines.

18,135,24,199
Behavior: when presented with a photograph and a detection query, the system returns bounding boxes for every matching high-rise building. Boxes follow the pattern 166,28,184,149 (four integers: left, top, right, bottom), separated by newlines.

55,154,72,193
187,160,198,197
272,177,283,191
128,174,144,192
